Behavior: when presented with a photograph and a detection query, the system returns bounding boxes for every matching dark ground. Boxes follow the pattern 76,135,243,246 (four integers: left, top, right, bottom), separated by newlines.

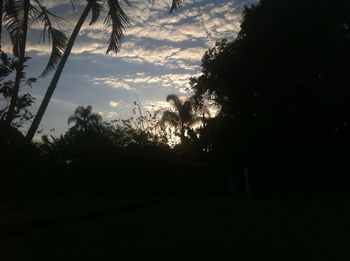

0,193,349,260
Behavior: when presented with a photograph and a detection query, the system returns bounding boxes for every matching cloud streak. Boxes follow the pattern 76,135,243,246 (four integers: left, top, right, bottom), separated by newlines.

92,77,133,90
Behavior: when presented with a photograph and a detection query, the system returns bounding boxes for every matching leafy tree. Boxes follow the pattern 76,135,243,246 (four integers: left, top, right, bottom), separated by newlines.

26,0,183,141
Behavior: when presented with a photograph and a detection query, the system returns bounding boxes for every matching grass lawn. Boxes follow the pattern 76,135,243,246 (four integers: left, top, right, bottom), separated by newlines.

0,195,349,260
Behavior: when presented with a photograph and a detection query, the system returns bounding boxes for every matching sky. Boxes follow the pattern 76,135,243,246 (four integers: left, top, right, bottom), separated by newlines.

2,0,255,137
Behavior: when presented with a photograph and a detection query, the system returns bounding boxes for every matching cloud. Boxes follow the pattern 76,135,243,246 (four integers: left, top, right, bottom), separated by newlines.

106,111,119,118
112,42,206,69
143,100,172,111
118,43,181,64
109,101,119,107
32,95,79,109
24,0,244,55
121,1,244,45
124,23,207,43
38,0,72,8
118,72,201,92
3,41,105,56
170,47,207,61
92,77,133,90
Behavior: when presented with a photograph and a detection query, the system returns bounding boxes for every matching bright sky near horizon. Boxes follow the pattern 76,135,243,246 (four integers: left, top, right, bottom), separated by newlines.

2,0,255,137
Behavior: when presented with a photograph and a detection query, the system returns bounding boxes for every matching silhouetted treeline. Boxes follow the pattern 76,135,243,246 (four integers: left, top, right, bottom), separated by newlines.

1,0,350,201
0,104,227,201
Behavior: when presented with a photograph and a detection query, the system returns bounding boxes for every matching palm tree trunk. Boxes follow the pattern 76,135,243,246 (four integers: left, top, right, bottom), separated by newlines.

26,4,91,141
180,121,185,143
5,0,30,125
0,0,3,51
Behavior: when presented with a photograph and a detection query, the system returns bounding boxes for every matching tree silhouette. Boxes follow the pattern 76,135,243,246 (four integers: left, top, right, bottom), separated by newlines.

68,105,102,133
3,0,68,125
0,51,36,127
190,0,350,187
25,0,183,141
3,0,30,125
159,94,198,143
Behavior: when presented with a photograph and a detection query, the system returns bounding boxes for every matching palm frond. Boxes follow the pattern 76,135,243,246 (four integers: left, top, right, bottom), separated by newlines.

122,0,131,7
41,28,68,77
87,113,102,124
88,0,103,25
35,2,68,77
84,105,93,116
4,0,24,57
187,116,200,128
28,4,40,24
169,0,182,13
69,0,76,13
75,105,92,118
104,0,130,54
161,111,180,128
180,100,193,123
67,115,78,125
166,94,182,113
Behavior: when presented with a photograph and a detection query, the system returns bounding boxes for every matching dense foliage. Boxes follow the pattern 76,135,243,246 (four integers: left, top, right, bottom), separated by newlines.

191,0,350,188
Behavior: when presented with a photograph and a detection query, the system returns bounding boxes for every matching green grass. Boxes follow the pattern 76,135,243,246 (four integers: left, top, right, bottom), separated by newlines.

0,195,349,260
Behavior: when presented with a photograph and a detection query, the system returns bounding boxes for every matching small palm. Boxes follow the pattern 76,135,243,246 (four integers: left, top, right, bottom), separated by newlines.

160,94,198,141
68,105,102,132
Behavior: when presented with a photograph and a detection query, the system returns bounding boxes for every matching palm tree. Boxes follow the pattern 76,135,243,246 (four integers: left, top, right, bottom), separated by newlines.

68,105,102,132
26,0,182,141
3,0,68,125
160,94,198,143
3,0,30,125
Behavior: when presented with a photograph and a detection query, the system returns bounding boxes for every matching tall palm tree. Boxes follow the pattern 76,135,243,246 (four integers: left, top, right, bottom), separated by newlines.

26,0,183,141
160,94,198,143
3,0,68,125
68,105,102,132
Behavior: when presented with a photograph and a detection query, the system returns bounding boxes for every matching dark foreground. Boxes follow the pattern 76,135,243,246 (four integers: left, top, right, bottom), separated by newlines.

0,194,349,261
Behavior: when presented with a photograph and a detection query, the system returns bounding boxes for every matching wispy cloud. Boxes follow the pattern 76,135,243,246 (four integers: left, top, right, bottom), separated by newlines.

120,72,202,92
32,95,79,109
92,77,133,90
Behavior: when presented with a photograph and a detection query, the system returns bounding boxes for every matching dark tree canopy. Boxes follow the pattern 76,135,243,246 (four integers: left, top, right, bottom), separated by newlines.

191,0,350,184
